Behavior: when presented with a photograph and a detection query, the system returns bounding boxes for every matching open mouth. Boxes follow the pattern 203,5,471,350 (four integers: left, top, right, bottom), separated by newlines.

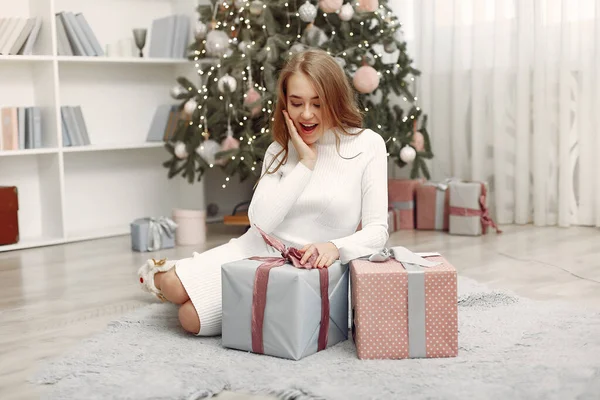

299,122,318,135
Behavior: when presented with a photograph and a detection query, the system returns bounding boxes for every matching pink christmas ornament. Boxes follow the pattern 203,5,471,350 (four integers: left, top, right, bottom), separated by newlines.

220,125,240,157
244,87,262,116
319,0,343,13
338,3,355,21
221,135,239,151
411,131,425,152
356,0,379,13
353,65,380,94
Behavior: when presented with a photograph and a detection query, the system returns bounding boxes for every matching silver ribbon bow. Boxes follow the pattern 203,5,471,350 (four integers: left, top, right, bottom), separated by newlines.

367,246,441,266
147,217,178,251
366,246,442,358
423,177,462,192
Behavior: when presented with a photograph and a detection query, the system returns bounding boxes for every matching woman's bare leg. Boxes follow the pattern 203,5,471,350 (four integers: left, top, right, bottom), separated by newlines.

154,269,201,334
154,269,190,305
178,300,201,334
146,261,201,334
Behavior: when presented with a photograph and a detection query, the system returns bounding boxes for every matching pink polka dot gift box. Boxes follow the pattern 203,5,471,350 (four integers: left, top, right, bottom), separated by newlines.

387,179,423,230
350,247,458,360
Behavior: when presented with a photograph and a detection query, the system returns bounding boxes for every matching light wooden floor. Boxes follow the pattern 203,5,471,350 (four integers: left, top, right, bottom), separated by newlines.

1,224,599,400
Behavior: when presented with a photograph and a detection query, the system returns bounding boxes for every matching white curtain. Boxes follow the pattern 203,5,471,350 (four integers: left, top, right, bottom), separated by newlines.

389,0,600,228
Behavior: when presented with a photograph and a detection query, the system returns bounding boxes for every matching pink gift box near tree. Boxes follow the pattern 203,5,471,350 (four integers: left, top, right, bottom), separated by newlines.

416,182,450,231
387,179,423,230
448,181,502,236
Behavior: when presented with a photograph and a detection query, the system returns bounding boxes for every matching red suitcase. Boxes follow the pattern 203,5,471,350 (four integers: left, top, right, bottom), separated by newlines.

0,186,19,245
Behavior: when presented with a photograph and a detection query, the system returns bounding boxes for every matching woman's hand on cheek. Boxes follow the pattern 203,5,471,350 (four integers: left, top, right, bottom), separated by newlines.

283,110,317,170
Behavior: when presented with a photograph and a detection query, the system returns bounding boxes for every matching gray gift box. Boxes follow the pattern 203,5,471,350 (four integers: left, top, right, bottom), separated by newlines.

448,181,489,236
221,259,349,360
130,217,176,252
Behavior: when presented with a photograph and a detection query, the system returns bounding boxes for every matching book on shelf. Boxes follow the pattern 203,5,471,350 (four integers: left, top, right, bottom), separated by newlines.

0,17,42,56
146,104,190,142
56,11,104,57
0,106,43,151
60,106,90,147
148,14,190,59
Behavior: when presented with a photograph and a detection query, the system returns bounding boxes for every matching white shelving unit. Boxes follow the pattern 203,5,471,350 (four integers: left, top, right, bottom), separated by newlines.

0,0,205,252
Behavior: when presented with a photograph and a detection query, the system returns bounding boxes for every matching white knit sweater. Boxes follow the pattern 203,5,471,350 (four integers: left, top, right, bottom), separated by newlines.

248,127,389,263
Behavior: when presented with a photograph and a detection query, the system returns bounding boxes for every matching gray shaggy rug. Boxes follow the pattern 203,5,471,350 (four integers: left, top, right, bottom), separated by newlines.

31,277,600,400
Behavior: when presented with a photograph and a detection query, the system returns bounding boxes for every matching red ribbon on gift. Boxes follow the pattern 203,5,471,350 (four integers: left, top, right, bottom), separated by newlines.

248,225,330,355
449,183,502,234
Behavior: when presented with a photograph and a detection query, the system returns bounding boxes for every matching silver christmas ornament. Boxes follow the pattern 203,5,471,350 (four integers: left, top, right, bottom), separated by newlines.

266,46,279,62
174,141,189,159
205,30,230,57
399,145,417,163
302,24,328,47
249,0,264,16
384,39,398,53
334,56,346,68
338,3,355,21
290,43,306,54
234,0,247,8
298,1,318,23
196,139,221,165
218,74,238,93
170,85,186,99
195,21,208,39
183,98,198,116
238,41,250,54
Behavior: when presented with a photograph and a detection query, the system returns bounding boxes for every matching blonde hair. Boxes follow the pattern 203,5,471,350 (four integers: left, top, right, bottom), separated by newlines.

262,49,364,177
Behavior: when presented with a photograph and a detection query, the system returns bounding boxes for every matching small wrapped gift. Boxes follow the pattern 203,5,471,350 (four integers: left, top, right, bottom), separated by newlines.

416,182,450,231
387,179,422,230
350,247,458,360
221,226,349,361
387,207,401,233
130,217,177,252
448,181,502,236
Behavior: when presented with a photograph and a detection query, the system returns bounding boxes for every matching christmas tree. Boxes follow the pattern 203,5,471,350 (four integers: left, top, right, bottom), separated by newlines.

164,0,433,186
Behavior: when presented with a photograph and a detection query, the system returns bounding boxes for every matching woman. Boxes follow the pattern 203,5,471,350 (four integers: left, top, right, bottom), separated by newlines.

138,49,389,336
